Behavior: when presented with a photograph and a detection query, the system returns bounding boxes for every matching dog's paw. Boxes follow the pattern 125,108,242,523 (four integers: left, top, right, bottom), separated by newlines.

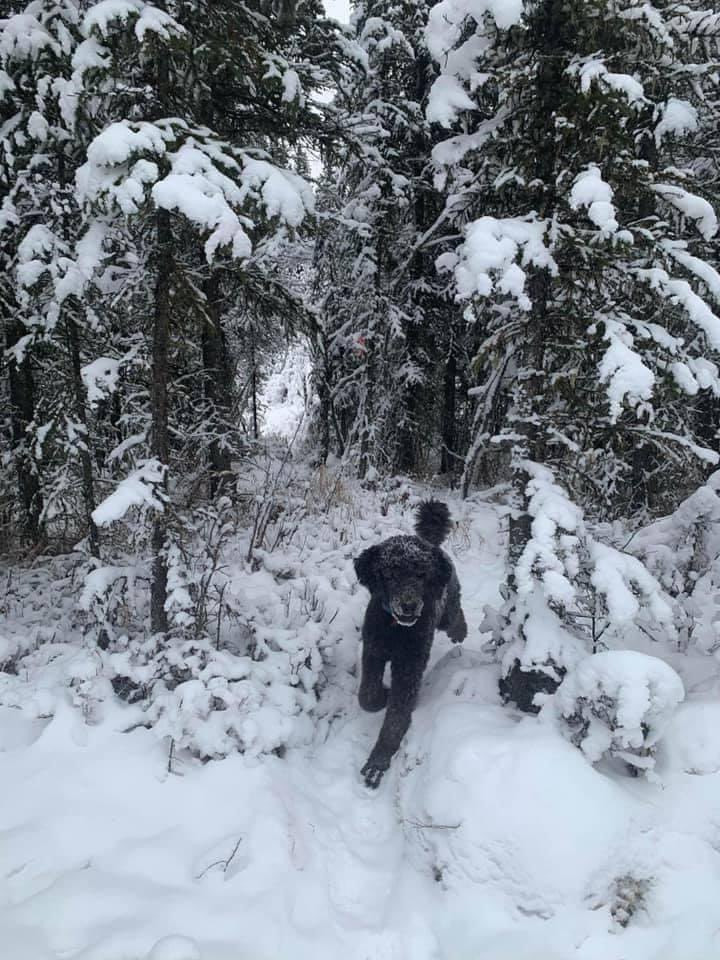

361,755,389,789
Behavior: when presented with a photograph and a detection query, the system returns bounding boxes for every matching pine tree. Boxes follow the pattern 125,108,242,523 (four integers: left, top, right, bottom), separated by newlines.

68,0,346,646
312,0,468,478
0,1,103,553
426,0,720,707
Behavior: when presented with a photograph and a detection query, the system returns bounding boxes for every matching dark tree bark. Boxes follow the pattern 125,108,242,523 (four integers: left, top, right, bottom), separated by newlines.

394,318,420,475
201,272,234,497
316,346,331,464
65,310,100,558
150,206,172,636
440,349,457,476
5,316,42,542
251,366,259,440
59,150,100,558
630,125,661,514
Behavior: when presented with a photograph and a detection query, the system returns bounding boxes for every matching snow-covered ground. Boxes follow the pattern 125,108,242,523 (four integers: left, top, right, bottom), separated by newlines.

3,478,720,960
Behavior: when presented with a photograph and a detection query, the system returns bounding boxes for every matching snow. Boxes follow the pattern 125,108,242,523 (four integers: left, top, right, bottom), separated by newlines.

16,223,56,289
259,345,312,440
72,36,110,78
636,266,720,351
652,182,717,241
81,1,184,43
147,936,201,960
0,13,60,61
281,68,302,104
506,461,673,674
152,165,253,261
4,474,720,959
569,165,619,234
323,0,351,23
55,220,108,304
515,462,583,604
655,97,698,143
77,121,170,215
426,74,475,127
447,215,557,309
501,591,587,682
567,56,646,105
591,541,673,626
27,109,48,141
242,157,314,227
597,317,655,421
426,0,524,63
663,242,720,309
92,458,166,526
78,123,313,261
0,67,14,96
81,356,120,406
80,564,140,612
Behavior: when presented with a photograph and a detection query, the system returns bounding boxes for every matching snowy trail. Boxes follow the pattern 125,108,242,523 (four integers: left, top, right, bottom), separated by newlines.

3,493,720,959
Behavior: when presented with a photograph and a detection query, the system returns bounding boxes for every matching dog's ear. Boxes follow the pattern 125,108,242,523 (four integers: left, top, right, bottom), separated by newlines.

354,545,381,592
430,548,453,591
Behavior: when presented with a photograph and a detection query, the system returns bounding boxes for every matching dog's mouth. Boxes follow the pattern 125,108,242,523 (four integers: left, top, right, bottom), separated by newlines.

390,606,421,627
393,615,418,626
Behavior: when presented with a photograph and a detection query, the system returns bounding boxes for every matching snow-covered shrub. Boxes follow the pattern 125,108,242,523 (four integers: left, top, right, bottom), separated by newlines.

497,593,587,713
62,461,370,759
488,462,674,712
550,650,685,777
631,472,720,652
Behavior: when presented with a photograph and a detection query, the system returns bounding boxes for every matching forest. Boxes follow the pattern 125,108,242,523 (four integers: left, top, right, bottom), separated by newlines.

3,2,720,959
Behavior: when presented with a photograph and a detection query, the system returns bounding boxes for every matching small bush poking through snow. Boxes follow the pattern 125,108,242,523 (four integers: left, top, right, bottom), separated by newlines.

550,650,684,777
609,873,654,928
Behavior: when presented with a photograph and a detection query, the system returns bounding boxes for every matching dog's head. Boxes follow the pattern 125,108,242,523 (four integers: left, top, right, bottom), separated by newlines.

354,536,452,627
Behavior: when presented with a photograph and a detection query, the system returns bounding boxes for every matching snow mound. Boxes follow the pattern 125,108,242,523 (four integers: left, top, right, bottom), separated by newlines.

147,935,201,960
661,700,720,775
400,653,634,930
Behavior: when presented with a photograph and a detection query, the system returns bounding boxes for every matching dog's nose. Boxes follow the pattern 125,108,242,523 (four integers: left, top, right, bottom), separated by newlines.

401,601,417,616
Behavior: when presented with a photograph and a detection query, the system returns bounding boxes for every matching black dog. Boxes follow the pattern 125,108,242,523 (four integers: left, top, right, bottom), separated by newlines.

354,500,467,787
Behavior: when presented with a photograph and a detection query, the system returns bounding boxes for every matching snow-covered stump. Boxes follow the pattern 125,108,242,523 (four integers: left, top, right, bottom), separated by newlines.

549,650,685,778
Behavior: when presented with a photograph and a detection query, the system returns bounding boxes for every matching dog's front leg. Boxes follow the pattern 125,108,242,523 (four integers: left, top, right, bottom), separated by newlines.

358,644,388,712
361,652,427,789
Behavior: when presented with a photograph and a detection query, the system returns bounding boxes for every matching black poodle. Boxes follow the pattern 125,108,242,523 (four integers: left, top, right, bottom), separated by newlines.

354,500,467,787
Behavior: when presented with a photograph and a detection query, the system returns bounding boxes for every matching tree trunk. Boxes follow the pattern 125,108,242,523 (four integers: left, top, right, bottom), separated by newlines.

440,349,457,477
630,118,662,514
5,317,42,543
201,272,233,497
358,342,375,479
316,342,331,464
57,149,99,557
150,206,172,635
66,311,100,558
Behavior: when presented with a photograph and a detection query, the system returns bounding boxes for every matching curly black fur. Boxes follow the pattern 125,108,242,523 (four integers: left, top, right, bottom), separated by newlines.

353,500,468,788
414,499,453,546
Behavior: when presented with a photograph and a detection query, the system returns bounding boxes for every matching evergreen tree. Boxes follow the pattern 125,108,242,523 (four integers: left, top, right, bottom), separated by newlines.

312,0,469,479
74,0,330,632
0,1,103,552
426,0,720,707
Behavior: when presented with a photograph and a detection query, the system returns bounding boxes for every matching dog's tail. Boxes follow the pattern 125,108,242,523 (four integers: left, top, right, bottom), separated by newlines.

415,499,452,546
